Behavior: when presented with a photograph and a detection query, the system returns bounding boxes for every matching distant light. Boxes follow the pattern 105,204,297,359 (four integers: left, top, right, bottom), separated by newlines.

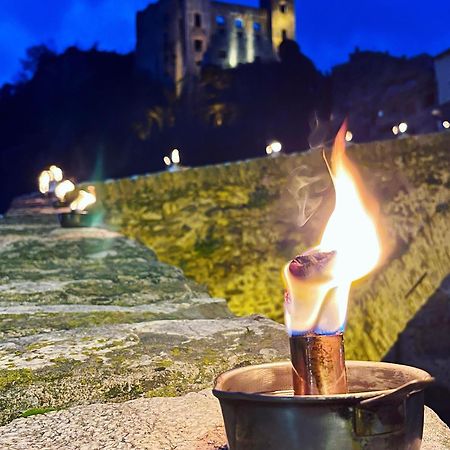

163,156,171,166
398,122,408,134
171,148,180,164
265,145,273,155
49,165,63,182
38,170,52,194
392,125,399,136
443,120,450,129
345,130,353,142
55,180,75,201
432,109,441,116
270,141,282,153
377,110,384,118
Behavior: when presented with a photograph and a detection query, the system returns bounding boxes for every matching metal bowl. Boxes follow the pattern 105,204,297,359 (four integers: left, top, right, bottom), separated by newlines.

58,211,97,228
213,360,433,450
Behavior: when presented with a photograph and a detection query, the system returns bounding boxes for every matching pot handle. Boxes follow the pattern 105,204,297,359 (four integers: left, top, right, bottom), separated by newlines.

358,378,434,409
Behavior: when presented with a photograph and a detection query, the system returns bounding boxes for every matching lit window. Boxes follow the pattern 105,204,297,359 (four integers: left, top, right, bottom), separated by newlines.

254,22,261,32
194,13,202,28
235,18,243,29
216,15,225,25
280,3,287,13
194,39,203,52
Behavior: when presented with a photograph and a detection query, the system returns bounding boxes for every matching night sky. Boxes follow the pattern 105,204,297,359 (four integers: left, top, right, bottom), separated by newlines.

1,0,449,85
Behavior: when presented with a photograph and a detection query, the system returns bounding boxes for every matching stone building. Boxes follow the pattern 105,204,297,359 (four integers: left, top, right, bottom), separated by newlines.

435,49,450,106
135,0,295,88
434,49,450,126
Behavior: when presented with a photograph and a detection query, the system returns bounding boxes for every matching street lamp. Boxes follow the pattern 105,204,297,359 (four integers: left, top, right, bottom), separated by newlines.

163,149,181,172
266,141,282,156
398,122,408,134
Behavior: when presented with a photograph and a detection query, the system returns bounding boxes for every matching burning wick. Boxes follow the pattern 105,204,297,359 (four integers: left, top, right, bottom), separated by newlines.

285,253,347,395
69,187,96,212
283,122,381,395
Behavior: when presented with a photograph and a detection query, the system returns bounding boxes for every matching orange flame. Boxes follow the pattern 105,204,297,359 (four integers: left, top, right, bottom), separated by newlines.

284,122,382,334
55,180,75,201
38,170,52,194
70,187,96,212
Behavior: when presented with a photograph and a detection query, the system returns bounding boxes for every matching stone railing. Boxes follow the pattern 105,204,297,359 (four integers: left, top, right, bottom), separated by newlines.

0,188,448,448
96,133,450,363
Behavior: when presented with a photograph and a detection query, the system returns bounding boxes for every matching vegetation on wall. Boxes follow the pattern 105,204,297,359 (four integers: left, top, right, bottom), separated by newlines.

97,133,450,361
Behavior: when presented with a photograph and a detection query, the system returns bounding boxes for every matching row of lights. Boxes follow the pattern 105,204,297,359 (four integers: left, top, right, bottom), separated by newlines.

38,165,96,212
161,120,450,167
163,149,181,171
392,122,408,136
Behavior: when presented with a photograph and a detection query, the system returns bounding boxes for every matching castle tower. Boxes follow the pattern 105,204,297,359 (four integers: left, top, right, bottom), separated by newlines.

260,0,296,52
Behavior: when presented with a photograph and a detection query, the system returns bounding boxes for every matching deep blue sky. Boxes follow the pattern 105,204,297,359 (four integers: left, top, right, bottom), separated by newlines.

1,0,449,85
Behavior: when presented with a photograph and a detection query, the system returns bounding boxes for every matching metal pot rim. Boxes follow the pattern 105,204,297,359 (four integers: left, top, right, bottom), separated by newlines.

213,360,432,404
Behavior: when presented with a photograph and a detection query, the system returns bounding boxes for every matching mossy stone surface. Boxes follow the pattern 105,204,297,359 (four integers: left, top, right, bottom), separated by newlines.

0,199,288,425
97,133,450,361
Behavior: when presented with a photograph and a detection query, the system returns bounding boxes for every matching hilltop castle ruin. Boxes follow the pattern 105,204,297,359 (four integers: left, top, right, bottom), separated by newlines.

136,0,296,88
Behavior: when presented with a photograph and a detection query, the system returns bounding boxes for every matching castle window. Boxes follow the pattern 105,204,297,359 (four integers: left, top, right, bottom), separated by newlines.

219,50,227,59
280,3,287,13
194,13,202,28
282,29,287,40
216,15,225,26
194,39,203,52
235,18,243,29
253,22,261,32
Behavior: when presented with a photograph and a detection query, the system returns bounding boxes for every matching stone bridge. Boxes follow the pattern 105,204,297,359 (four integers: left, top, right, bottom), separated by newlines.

0,133,449,449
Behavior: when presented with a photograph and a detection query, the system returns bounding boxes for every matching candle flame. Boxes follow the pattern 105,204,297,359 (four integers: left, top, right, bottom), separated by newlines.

38,170,52,194
284,122,382,335
70,187,96,212
49,165,63,182
55,180,75,202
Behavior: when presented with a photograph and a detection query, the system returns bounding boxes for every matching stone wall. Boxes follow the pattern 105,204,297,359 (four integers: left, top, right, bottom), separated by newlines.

97,133,450,361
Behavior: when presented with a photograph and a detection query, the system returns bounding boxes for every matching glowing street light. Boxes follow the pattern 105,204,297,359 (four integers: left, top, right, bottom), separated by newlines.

266,141,282,156
164,149,181,171
443,120,450,129
271,141,282,153
398,122,408,134
392,125,399,136
345,130,353,142
171,148,180,164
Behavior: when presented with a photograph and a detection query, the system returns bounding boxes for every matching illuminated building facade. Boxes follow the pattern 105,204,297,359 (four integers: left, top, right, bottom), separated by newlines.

136,0,295,88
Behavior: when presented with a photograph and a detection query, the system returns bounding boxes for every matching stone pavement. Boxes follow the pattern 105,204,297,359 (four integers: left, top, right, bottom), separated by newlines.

0,195,448,449
0,390,449,450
